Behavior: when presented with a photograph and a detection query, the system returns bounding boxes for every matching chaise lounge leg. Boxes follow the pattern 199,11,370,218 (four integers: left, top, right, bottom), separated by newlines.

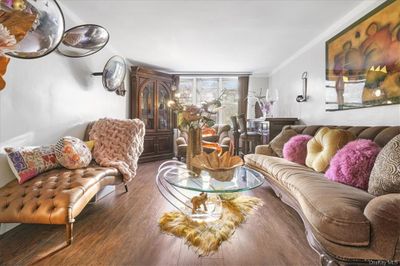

66,223,73,245
124,184,129,193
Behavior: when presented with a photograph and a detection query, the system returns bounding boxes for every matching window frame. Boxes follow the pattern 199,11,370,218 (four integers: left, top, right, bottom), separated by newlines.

178,76,239,124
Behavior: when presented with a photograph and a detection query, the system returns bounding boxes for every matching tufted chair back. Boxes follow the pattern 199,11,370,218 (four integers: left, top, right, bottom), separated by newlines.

282,125,400,148
178,124,231,144
212,124,231,143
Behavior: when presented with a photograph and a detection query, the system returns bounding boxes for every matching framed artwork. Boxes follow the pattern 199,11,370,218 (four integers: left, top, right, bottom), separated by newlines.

325,0,400,111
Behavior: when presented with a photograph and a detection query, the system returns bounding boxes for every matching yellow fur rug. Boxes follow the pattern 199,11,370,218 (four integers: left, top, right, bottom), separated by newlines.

159,195,263,256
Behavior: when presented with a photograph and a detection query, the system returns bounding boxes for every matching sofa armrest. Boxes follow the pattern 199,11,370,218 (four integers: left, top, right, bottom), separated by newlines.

176,137,187,146
364,193,400,259
220,137,231,147
255,144,276,156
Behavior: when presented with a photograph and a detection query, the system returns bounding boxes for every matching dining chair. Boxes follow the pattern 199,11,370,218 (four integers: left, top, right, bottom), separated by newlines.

237,114,261,155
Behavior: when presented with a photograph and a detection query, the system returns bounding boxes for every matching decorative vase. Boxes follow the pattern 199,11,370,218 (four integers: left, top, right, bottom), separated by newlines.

186,127,202,174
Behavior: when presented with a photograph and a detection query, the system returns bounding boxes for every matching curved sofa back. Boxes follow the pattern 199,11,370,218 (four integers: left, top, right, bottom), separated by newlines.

282,125,400,148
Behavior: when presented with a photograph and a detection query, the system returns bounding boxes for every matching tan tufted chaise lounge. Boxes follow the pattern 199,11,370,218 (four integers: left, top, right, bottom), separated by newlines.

0,123,126,245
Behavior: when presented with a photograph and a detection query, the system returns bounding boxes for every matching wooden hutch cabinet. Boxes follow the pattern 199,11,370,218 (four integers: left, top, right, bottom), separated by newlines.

130,67,175,163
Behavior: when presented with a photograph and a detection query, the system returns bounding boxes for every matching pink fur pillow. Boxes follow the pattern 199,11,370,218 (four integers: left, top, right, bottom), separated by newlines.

283,135,312,165
325,139,381,190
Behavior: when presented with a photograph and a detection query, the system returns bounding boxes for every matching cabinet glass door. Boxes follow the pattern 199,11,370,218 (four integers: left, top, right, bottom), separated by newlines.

157,84,170,130
140,81,155,130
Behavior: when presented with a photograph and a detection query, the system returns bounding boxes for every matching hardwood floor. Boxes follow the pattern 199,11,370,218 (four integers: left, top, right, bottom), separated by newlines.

0,161,319,266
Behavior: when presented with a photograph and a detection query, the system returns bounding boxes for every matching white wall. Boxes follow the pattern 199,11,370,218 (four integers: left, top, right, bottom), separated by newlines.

247,76,268,119
268,0,400,126
0,4,128,233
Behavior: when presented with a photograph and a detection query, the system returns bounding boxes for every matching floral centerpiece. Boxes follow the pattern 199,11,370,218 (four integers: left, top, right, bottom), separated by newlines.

168,90,225,171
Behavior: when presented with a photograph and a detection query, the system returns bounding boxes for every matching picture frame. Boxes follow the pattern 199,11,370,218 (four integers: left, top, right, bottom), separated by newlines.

325,0,400,111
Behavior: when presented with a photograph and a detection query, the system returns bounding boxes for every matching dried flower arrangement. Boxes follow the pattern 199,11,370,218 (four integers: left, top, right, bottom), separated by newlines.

168,89,226,130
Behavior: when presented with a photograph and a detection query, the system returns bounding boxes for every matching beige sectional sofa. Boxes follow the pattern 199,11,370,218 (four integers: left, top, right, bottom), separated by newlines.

244,125,400,265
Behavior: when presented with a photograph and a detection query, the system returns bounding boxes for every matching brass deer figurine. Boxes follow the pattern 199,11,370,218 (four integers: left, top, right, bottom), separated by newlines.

191,192,208,214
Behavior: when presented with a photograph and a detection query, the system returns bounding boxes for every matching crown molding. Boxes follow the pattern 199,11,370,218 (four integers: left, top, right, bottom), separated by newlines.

253,0,386,77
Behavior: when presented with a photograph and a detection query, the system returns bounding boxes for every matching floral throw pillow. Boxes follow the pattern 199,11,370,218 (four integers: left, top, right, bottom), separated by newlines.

5,145,60,184
55,136,92,169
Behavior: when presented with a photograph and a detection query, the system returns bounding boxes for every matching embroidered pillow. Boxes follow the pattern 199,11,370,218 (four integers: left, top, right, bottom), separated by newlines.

325,139,381,190
283,135,313,165
5,145,60,184
55,136,92,169
368,134,400,196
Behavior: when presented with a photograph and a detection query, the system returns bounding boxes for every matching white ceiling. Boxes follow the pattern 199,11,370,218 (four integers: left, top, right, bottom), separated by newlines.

60,0,364,74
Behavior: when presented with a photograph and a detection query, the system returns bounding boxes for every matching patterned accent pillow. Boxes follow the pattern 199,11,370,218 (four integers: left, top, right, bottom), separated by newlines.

5,145,60,184
55,136,92,170
368,134,400,196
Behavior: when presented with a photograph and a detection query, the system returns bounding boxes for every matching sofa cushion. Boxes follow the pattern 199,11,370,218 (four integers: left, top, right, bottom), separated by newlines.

325,139,381,190
306,127,355,172
368,134,400,196
5,145,60,184
245,154,374,246
270,128,298,157
0,164,121,225
55,136,92,170
245,154,314,184
283,134,312,165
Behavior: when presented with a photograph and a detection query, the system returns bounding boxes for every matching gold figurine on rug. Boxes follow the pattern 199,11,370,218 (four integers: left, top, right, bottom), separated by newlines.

191,192,208,214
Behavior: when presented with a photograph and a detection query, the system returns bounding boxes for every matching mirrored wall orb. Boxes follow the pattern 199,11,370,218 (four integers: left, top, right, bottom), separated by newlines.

57,24,109,57
5,0,65,59
103,55,126,92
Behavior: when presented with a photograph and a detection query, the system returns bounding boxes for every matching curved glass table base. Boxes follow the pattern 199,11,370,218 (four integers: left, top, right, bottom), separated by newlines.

156,160,264,222
156,161,222,222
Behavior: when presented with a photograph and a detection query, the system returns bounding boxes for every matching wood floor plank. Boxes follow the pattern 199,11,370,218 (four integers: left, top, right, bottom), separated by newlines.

0,161,319,265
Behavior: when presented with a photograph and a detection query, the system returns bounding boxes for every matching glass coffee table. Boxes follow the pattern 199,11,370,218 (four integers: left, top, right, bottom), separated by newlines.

156,160,264,222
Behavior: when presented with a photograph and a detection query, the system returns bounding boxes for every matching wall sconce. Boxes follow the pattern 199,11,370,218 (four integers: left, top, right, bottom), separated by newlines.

296,71,308,102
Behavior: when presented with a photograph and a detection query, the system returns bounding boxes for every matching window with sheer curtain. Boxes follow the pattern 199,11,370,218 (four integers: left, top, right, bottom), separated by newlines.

178,77,239,125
